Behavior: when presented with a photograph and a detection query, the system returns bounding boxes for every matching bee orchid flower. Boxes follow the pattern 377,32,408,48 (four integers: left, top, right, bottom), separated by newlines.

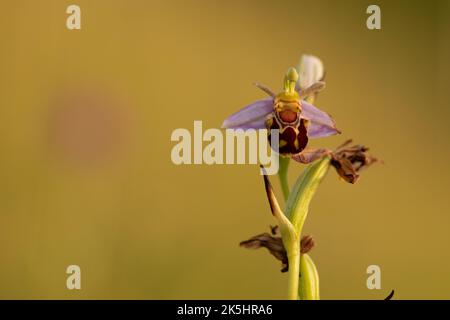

222,67,340,163
230,55,379,301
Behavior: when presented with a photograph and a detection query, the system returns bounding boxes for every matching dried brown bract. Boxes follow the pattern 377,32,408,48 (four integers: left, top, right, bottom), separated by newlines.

330,139,378,184
240,226,315,273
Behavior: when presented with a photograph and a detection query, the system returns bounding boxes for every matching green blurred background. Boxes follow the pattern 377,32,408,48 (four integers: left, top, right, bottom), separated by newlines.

0,0,449,299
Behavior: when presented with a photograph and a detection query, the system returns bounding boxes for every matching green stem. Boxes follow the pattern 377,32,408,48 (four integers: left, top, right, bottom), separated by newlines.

286,237,300,300
283,157,331,300
278,156,290,201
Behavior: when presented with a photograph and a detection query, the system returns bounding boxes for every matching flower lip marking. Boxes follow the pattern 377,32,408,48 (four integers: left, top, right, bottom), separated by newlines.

278,109,298,123
274,97,301,125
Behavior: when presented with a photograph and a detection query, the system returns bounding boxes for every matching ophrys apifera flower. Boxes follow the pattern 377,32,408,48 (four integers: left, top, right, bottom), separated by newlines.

229,55,378,300
222,67,340,162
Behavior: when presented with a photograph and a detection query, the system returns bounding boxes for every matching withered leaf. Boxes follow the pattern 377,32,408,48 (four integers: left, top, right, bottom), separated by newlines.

240,226,315,273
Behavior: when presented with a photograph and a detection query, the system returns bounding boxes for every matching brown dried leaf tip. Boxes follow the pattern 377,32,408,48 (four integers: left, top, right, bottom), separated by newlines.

331,139,378,184
239,226,315,273
300,235,315,254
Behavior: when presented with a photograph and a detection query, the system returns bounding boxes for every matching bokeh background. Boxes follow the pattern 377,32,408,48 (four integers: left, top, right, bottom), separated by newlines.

0,0,449,299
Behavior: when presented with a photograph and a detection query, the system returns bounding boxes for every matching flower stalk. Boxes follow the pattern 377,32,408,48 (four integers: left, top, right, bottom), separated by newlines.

278,156,291,201
262,156,330,300
286,239,300,300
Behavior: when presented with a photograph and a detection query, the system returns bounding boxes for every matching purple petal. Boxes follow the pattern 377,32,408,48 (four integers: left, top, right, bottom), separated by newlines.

301,100,341,138
222,98,273,130
307,123,340,138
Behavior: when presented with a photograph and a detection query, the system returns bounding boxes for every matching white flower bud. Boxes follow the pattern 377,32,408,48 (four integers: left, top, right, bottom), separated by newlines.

298,54,324,90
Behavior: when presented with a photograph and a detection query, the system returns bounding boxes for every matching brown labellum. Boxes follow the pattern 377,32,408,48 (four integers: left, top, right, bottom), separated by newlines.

266,98,309,156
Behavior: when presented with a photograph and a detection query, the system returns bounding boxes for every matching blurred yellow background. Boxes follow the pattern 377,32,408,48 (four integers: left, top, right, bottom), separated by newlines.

0,0,449,299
